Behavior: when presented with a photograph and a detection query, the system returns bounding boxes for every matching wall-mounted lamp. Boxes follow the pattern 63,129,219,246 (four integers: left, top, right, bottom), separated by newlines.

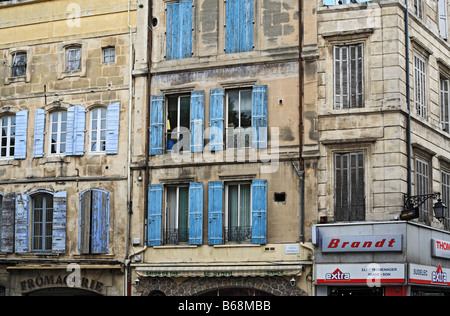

400,193,447,222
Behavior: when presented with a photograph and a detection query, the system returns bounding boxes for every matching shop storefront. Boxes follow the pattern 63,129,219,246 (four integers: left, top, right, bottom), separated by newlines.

313,221,450,296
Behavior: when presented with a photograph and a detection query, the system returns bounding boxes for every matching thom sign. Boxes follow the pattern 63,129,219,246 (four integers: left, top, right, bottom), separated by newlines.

322,235,402,253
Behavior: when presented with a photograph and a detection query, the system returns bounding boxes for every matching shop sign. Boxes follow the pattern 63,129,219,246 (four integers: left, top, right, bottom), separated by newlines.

316,264,406,285
20,274,104,294
432,239,450,259
321,235,402,253
409,264,450,286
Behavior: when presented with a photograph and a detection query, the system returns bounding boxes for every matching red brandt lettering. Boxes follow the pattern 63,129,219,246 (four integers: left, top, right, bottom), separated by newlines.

327,238,398,250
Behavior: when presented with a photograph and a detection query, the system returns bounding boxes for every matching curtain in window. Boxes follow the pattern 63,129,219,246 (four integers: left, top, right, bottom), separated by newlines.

178,187,189,243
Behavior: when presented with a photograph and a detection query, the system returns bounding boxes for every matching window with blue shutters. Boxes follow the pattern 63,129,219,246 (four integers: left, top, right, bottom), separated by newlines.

31,193,53,252
323,0,371,5
50,111,68,155
148,184,163,246
225,0,254,54
189,182,203,245
14,111,28,160
166,0,193,60
34,109,46,158
79,189,110,254
208,182,223,245
209,89,225,152
225,182,252,243
0,116,16,159
66,105,86,156
251,180,267,245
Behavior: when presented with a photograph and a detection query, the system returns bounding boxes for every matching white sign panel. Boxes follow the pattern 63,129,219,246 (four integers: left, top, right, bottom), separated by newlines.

409,264,450,286
321,235,402,253
432,239,450,259
316,264,406,285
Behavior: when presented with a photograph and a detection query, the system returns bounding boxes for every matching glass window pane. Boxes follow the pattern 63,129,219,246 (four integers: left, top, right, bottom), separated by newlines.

240,91,252,128
227,92,240,128
179,97,191,129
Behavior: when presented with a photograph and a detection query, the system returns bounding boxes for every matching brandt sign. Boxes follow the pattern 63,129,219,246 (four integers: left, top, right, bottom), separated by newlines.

322,235,402,253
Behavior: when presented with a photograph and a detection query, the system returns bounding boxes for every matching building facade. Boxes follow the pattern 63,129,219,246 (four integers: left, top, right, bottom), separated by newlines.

303,0,450,296
128,0,314,296
0,0,139,296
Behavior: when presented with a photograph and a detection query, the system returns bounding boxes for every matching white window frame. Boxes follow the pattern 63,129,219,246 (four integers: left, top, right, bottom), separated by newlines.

415,157,431,224
225,89,253,149
164,185,190,244
224,182,253,243
0,116,16,159
11,52,27,77
102,47,116,63
166,94,191,152
65,46,81,72
414,54,427,119
441,77,450,132
49,111,68,156
89,107,107,154
31,193,54,252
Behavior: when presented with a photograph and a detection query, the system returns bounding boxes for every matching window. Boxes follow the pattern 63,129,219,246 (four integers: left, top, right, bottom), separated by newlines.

79,189,110,254
0,116,15,158
441,77,450,132
50,111,67,155
226,90,252,148
167,95,191,152
334,44,364,109
31,194,53,252
12,52,27,77
165,186,189,244
442,169,450,229
414,55,427,119
66,46,81,72
225,0,254,54
90,108,107,153
166,0,193,60
335,152,365,222
439,0,448,40
102,47,115,63
225,183,252,243
416,158,431,224
414,0,423,20
323,0,371,5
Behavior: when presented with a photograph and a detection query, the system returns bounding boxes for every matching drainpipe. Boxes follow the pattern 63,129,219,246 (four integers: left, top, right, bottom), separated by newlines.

405,0,412,199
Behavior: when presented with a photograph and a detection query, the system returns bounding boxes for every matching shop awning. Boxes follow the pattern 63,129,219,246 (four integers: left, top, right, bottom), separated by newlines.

135,263,305,278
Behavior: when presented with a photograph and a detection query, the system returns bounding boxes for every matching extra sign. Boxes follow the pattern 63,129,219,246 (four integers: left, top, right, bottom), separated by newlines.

409,264,450,286
321,235,403,253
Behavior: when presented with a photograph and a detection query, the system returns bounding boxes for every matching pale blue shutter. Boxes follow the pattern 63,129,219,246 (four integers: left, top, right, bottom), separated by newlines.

106,102,120,155
226,0,253,53
91,189,110,254
251,180,267,245
1,193,15,253
52,191,67,254
14,110,28,160
225,0,239,53
191,91,205,153
208,182,223,245
67,105,86,156
166,1,193,60
150,95,164,156
148,184,163,246
189,182,203,245
209,89,224,151
15,194,29,253
252,85,268,149
240,0,254,52
33,109,46,158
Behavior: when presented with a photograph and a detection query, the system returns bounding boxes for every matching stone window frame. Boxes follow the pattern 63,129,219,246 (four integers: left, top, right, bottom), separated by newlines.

4,47,32,85
57,41,87,79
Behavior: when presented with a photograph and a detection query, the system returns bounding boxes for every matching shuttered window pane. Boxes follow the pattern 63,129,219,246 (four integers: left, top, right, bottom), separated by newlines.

414,55,427,119
90,108,107,153
415,158,430,224
442,170,450,230
441,78,450,133
32,194,53,252
50,111,67,155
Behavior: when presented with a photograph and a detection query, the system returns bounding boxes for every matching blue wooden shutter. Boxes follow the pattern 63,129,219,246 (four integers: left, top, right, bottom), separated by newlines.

240,0,254,52
79,190,91,254
150,95,164,156
166,1,193,60
15,194,29,253
91,189,110,254
208,182,223,245
14,110,28,160
1,193,15,253
252,85,268,149
106,102,120,155
52,191,67,254
148,184,163,246
251,180,267,245
191,90,205,153
33,109,46,158
209,89,225,151
225,0,239,53
67,105,86,156
189,182,203,245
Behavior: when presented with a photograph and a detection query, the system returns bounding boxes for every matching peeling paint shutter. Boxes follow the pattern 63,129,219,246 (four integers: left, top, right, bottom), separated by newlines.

189,182,203,245
191,91,205,153
225,0,239,53
251,180,267,245
252,85,268,149
150,95,164,156
91,189,110,254
106,102,120,155
166,0,193,60
52,191,67,254
14,110,28,160
208,182,223,245
439,0,448,39
209,89,225,151
15,194,29,254
67,105,86,156
148,184,163,246
226,0,253,53
33,109,46,158
240,0,254,52
79,190,91,254
1,193,15,253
